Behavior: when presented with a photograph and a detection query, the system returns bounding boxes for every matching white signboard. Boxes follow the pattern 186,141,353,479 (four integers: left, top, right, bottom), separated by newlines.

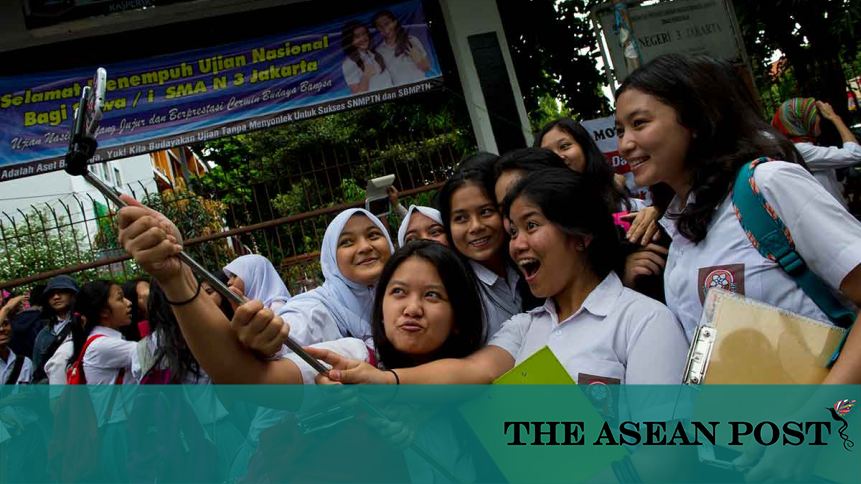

597,0,744,81
580,115,649,201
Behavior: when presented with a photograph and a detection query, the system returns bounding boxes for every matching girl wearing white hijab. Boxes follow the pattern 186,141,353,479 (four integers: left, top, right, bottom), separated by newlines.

276,208,394,346
396,205,448,247
223,255,292,312
116,200,394,384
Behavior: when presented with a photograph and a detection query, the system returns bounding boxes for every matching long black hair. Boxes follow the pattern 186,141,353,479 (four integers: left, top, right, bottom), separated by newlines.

502,168,623,279
493,147,570,199
146,281,202,383
438,152,543,310
67,280,114,366
535,118,633,211
615,54,803,242
340,20,386,73
372,240,484,369
120,279,147,342
372,10,413,57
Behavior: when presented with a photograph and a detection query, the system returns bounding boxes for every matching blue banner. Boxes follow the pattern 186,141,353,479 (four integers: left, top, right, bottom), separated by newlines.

0,0,443,181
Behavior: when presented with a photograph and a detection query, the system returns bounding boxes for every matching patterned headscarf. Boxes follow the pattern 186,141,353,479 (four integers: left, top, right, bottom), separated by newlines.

771,97,818,143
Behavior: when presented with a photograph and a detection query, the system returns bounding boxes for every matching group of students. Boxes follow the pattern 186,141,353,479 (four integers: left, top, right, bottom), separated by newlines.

3,54,860,392
107,54,861,392
0,253,290,386
1,52,859,481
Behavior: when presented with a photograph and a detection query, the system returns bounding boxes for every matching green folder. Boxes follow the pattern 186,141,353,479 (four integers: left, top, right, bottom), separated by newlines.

459,347,625,482
493,346,575,385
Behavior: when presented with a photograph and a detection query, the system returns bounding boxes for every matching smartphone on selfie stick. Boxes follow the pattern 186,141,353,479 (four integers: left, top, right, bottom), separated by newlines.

64,68,328,374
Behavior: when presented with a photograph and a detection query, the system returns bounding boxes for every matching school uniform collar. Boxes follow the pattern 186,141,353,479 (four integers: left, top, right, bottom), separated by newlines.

0,349,15,366
533,272,624,324
658,192,696,240
51,318,71,336
469,260,518,288
92,325,124,339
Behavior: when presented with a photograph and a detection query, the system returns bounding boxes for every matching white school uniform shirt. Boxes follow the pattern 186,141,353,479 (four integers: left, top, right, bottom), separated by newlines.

83,326,137,385
44,336,73,385
469,260,522,340
284,337,369,384
341,51,394,91
660,161,861,340
130,333,229,425
626,197,649,212
489,271,688,385
795,141,861,207
376,35,429,85
74,327,138,426
0,350,33,384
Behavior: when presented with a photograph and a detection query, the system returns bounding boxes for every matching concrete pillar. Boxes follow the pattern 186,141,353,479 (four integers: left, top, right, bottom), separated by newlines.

438,0,532,154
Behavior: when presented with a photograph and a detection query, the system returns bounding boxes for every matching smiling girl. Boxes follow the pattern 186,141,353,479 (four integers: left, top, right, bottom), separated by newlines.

397,205,448,247
372,10,431,85
438,153,528,339
275,209,394,347
613,54,861,385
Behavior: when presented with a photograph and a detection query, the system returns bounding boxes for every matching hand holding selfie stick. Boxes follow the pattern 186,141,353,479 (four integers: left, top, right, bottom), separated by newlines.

64,70,328,375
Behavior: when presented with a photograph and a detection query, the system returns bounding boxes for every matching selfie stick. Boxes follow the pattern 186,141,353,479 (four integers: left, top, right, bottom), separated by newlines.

64,73,328,375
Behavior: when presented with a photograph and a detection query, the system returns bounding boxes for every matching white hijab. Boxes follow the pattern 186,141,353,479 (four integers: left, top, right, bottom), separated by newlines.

282,208,394,339
223,254,291,309
396,205,443,247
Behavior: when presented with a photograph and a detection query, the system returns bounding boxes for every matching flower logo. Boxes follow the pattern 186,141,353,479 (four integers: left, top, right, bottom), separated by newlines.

834,399,856,416
828,399,856,451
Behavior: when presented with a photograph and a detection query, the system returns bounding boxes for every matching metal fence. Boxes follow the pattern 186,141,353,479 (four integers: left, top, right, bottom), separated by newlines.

0,128,470,295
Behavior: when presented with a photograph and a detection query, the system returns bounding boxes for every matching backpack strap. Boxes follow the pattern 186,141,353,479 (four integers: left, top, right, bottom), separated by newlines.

67,334,105,384
6,354,25,384
732,157,855,364
34,321,74,382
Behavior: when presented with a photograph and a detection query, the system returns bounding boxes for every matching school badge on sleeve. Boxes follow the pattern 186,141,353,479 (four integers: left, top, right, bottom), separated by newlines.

698,264,745,303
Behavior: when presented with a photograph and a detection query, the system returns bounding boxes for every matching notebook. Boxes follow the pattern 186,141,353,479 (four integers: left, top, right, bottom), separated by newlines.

493,346,576,385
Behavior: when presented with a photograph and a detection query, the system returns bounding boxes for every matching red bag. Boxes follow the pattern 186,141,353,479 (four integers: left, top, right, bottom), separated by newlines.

66,334,103,384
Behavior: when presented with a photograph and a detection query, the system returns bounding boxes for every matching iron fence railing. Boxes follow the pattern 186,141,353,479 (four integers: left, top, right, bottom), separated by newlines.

0,129,467,295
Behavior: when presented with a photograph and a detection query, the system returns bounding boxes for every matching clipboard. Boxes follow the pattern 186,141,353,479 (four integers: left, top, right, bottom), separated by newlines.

683,288,848,384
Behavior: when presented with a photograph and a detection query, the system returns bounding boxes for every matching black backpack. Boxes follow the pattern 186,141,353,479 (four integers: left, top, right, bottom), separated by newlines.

32,322,72,383
9,308,44,359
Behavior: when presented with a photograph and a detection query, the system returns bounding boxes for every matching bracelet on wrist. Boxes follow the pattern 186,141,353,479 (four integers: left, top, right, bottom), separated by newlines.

386,369,400,385
165,276,202,306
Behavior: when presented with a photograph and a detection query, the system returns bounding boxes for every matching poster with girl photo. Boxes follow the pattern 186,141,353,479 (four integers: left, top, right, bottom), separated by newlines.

339,3,440,93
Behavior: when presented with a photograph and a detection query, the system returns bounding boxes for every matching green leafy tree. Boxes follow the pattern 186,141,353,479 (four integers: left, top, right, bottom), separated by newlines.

733,0,861,124
0,209,100,286
497,0,610,124
141,188,231,268
190,94,475,267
